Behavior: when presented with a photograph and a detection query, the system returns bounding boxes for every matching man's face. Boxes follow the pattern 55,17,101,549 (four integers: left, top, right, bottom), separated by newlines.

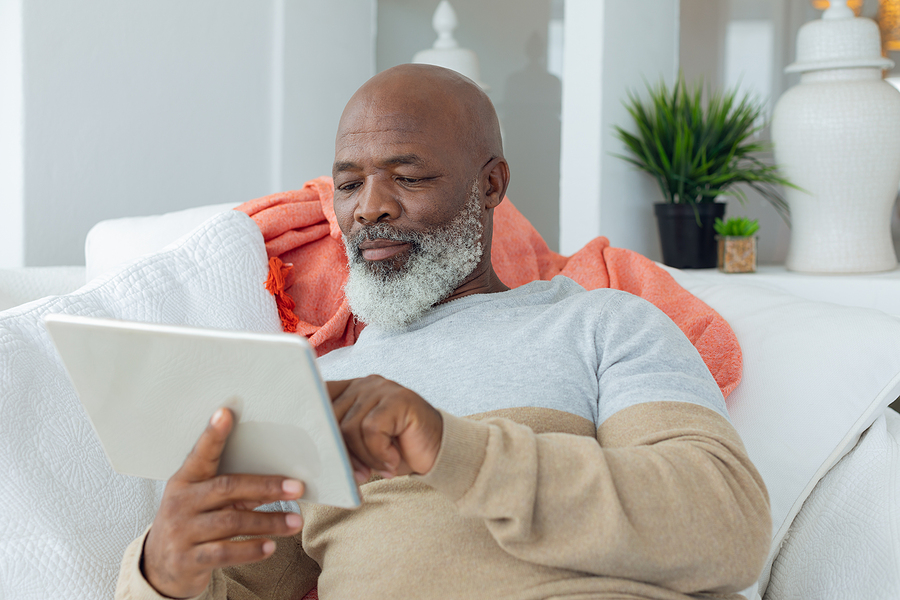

332,97,487,329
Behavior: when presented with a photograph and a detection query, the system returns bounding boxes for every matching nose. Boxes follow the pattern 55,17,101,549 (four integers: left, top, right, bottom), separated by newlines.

355,178,402,225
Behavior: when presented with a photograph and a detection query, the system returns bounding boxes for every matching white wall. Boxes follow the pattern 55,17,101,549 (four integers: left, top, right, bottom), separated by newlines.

9,0,375,267
559,0,680,258
0,0,24,268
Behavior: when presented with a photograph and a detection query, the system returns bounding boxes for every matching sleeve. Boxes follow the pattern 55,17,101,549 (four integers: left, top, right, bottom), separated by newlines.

114,526,319,600
412,404,771,596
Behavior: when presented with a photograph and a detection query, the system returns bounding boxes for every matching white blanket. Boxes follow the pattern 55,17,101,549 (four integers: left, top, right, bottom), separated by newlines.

765,408,900,599
0,212,281,600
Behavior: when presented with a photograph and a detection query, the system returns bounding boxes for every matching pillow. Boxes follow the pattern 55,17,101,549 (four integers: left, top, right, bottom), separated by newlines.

0,211,281,600
766,409,900,599
664,266,900,597
84,202,239,282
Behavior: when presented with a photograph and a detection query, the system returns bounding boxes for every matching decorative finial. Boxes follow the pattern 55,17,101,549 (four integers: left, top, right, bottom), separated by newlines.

823,0,855,20
412,0,488,90
432,1,459,50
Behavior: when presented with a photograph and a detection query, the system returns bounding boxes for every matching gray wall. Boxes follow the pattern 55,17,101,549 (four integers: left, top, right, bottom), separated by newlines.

377,0,563,251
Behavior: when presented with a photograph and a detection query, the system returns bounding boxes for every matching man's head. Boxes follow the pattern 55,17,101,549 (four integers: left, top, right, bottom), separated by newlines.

333,64,510,329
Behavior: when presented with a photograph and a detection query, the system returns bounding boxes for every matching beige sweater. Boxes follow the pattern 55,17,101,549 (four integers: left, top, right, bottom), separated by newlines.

116,402,770,600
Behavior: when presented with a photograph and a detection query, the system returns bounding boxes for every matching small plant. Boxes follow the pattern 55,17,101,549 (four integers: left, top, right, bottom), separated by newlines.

714,216,760,237
614,75,795,224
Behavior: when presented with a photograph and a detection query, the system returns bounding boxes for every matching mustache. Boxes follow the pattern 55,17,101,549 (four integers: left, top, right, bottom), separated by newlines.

345,224,423,255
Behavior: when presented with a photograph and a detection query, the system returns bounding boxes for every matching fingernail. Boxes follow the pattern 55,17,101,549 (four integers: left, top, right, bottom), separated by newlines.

286,513,303,529
211,409,226,426
262,540,276,555
282,479,303,495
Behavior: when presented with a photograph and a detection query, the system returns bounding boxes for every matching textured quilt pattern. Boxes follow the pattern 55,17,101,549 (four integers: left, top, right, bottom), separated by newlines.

766,410,900,600
0,212,281,600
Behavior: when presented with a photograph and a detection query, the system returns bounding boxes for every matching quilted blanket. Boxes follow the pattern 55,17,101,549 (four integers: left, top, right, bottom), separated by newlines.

0,212,282,600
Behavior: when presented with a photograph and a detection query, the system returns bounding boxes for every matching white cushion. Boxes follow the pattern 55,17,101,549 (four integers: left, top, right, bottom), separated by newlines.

84,202,239,282
664,266,900,596
0,211,281,600
766,409,900,599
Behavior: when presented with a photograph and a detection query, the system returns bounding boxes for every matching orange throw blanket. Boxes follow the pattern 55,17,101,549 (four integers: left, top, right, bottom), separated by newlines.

236,176,741,398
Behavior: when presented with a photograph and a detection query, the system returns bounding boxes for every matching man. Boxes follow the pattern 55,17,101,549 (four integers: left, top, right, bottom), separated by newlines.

117,64,770,600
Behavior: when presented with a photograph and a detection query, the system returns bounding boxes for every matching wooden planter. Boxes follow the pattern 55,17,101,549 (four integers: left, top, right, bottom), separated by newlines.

717,236,757,273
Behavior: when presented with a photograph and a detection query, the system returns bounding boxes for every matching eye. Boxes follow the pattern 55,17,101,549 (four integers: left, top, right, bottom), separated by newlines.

396,177,421,185
337,181,362,193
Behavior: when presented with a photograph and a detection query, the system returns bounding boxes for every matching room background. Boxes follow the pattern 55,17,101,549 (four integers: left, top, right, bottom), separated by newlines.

2,0,898,268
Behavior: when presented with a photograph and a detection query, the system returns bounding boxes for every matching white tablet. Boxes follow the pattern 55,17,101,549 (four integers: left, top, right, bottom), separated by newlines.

44,314,360,509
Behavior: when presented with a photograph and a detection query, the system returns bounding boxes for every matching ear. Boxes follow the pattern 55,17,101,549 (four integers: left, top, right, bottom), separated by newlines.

481,157,510,210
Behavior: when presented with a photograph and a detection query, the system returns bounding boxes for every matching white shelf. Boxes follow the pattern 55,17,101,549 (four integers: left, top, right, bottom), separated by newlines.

690,265,900,316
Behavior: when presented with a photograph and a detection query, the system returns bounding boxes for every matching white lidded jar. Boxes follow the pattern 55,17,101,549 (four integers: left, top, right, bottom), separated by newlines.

772,0,900,273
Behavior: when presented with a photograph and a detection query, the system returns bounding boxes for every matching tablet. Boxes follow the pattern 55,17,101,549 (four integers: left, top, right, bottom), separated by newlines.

44,314,360,509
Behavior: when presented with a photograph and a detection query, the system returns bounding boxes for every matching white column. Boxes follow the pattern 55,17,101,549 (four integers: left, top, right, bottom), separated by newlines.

559,0,603,256
560,0,680,258
0,0,24,268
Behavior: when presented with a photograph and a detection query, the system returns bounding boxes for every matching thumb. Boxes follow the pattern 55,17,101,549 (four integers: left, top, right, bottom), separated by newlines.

177,408,234,483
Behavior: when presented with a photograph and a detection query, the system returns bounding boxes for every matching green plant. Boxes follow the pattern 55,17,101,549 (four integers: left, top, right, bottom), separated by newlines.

714,216,760,237
614,75,795,224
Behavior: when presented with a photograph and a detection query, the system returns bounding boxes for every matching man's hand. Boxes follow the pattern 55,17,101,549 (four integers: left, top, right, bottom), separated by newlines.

328,376,443,483
143,408,305,599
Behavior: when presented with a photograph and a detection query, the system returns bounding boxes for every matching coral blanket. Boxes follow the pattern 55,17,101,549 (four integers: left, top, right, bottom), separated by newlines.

236,176,741,398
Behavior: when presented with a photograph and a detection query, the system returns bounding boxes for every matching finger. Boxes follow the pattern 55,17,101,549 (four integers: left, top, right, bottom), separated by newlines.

178,408,234,483
360,404,404,471
349,455,374,484
336,386,381,427
342,402,393,473
232,500,267,511
190,537,279,571
191,474,305,511
326,379,355,402
331,380,371,423
331,376,388,423
187,508,303,544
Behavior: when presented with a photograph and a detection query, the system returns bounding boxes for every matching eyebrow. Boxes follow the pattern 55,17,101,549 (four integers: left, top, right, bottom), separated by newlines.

381,154,426,168
333,154,428,174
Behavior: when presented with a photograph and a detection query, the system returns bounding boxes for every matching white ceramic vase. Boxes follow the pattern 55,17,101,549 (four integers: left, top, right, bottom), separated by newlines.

771,2,900,273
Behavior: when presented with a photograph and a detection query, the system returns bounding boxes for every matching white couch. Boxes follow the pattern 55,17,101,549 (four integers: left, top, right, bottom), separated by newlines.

1,205,898,600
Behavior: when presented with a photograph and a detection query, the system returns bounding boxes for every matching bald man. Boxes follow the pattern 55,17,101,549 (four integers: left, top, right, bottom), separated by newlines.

116,65,770,600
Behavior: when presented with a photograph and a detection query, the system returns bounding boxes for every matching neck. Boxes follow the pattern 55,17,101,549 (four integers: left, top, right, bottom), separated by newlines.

440,263,509,304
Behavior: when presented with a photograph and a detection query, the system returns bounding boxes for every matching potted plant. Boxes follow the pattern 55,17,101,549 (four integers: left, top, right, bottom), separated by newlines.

715,216,759,273
614,76,794,269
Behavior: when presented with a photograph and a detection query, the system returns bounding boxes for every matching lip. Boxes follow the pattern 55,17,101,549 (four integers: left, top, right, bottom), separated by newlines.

358,239,411,261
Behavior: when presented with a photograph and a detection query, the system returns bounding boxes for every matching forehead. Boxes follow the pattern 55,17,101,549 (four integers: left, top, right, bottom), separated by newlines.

334,97,466,168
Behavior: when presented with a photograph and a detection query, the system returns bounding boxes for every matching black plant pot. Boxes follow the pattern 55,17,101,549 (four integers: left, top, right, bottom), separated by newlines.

654,203,726,269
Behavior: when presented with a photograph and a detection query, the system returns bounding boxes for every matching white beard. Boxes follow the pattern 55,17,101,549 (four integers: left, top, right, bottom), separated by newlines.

342,182,484,330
